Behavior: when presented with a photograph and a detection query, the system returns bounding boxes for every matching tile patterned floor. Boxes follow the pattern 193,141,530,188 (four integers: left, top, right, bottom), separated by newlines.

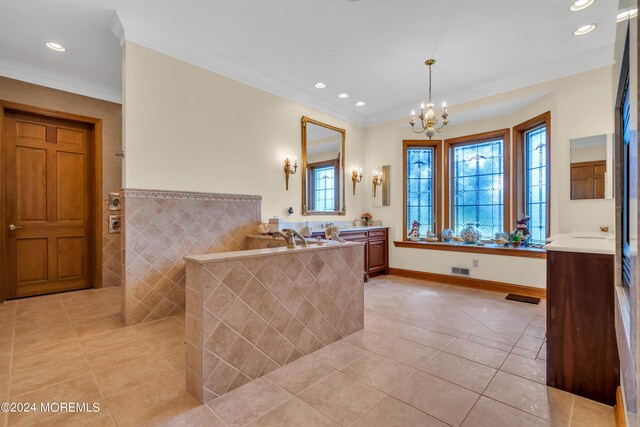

0,275,615,426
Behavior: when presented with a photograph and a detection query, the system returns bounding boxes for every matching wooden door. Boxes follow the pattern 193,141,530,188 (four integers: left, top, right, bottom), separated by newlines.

570,160,606,199
3,111,94,298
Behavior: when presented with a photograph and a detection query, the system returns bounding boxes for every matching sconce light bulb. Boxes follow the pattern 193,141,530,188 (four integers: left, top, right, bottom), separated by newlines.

411,110,415,116
442,102,446,108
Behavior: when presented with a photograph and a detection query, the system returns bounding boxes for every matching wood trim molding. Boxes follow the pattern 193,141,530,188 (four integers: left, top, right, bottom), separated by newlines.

615,387,627,427
0,100,103,300
512,112,551,232
393,240,547,259
402,139,442,239
443,128,511,231
389,268,546,299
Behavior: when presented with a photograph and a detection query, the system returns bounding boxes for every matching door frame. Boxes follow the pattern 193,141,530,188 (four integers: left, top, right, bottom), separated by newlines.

0,100,103,302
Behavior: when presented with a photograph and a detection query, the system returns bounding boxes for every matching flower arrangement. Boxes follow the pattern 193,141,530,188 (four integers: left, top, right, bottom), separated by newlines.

361,212,373,226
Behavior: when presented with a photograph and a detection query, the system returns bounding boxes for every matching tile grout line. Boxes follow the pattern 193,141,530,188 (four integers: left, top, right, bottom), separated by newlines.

58,293,120,427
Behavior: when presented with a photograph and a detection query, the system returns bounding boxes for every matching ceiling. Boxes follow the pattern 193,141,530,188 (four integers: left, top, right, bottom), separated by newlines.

0,0,619,126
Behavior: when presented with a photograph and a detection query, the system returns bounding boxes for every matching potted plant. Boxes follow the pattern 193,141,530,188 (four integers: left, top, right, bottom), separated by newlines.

511,234,522,248
361,212,373,226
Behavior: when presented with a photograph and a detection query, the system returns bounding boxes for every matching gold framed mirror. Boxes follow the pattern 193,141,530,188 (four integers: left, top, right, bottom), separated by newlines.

301,116,346,216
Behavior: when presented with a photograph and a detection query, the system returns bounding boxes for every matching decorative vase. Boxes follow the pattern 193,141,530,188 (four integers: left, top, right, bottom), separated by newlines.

460,223,480,244
441,228,454,242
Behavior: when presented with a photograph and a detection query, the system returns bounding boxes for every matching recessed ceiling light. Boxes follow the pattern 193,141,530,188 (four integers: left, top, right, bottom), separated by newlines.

618,8,638,22
573,23,597,35
314,82,326,89
569,0,595,12
338,93,350,99
45,42,66,52
355,101,366,107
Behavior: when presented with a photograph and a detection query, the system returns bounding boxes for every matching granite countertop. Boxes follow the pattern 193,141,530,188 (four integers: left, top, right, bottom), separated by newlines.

184,240,365,264
544,232,615,255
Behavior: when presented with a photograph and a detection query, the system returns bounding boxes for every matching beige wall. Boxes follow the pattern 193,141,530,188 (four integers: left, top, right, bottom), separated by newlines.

123,42,366,223
0,76,122,195
362,66,615,288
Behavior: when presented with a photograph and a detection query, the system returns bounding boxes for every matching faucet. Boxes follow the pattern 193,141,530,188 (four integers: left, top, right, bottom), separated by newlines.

271,231,296,249
283,228,308,248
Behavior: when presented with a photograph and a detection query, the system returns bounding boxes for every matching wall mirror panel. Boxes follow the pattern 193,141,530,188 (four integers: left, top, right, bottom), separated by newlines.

301,116,346,215
570,134,611,200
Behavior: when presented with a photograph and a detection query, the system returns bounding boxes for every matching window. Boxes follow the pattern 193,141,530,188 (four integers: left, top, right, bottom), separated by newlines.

514,113,551,244
444,130,510,238
403,140,441,238
308,157,339,211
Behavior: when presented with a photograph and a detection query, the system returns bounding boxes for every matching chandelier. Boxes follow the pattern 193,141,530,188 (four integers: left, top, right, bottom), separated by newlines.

410,59,449,139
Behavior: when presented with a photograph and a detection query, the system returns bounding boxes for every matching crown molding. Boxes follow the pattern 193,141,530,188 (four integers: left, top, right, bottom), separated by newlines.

111,12,368,127
364,44,616,127
0,58,121,104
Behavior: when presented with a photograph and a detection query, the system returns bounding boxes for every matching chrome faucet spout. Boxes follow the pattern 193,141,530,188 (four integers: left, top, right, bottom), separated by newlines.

283,228,308,247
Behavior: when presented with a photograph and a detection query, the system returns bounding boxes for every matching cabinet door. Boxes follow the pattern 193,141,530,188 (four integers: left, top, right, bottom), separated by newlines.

368,238,387,272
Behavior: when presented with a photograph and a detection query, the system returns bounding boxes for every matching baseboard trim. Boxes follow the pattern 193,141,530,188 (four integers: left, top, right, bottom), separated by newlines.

615,387,626,427
388,268,546,299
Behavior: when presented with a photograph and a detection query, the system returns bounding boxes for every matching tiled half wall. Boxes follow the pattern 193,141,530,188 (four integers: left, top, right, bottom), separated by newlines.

184,244,365,402
121,189,261,325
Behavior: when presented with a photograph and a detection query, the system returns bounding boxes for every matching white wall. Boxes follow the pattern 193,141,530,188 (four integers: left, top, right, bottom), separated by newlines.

123,42,366,222
362,66,615,288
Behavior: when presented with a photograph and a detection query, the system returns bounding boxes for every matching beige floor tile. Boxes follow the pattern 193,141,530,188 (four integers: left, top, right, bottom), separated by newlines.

391,370,479,426
246,398,338,427
364,317,410,335
353,396,447,427
207,377,290,427
309,341,367,370
341,329,394,350
297,372,385,426
341,353,415,393
515,334,544,351
480,320,526,334
7,375,110,427
462,396,551,427
396,325,456,350
79,328,141,353
133,316,184,339
442,339,508,368
511,346,538,359
267,356,335,394
108,375,198,426
421,351,497,393
484,371,573,424
13,331,78,357
12,338,84,371
371,336,439,368
73,317,125,339
144,405,226,427
571,395,615,427
141,328,186,357
9,356,92,397
500,353,546,384
93,354,180,396
466,334,513,352
84,340,155,370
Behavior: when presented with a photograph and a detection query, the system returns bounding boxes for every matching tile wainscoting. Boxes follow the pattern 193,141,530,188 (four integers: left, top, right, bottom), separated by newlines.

184,243,365,402
101,197,121,288
121,189,262,325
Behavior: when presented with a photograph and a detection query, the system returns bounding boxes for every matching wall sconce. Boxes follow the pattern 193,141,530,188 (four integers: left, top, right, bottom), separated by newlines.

284,157,297,191
352,168,363,195
372,170,383,197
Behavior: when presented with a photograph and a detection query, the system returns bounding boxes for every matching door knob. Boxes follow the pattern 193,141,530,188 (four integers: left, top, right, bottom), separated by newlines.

8,224,22,231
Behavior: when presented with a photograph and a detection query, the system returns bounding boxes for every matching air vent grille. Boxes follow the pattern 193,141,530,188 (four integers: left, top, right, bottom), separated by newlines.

451,266,470,276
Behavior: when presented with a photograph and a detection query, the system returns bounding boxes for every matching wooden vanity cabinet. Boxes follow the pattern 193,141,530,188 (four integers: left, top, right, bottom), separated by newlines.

311,227,389,280
546,250,619,405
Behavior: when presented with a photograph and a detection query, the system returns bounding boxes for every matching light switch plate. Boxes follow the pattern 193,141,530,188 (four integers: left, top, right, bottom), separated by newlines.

108,192,121,211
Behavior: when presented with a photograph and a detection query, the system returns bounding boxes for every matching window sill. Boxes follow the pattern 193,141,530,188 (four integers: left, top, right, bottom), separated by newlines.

393,240,547,259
